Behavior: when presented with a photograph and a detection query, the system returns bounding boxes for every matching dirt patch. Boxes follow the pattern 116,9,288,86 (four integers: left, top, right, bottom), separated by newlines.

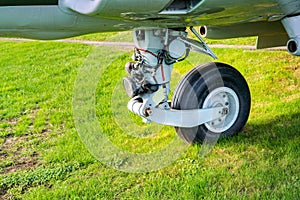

6,118,19,126
0,135,42,174
0,108,55,175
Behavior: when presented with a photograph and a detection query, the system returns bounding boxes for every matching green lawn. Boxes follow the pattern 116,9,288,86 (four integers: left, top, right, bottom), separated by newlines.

0,35,299,199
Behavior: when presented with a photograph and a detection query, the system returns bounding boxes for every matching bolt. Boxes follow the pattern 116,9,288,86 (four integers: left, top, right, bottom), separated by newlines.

145,108,153,116
222,108,229,115
125,62,134,74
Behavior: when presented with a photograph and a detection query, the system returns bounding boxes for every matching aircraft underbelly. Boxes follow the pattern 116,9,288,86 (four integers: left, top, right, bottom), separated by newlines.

60,0,173,16
0,0,299,40
0,6,137,39
60,0,294,27
191,0,282,25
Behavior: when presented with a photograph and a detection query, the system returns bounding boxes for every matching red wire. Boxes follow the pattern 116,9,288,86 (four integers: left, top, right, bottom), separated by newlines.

160,59,165,82
136,48,158,58
136,47,165,81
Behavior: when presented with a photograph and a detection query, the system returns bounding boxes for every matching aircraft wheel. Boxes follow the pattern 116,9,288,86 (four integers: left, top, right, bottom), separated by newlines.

172,62,251,144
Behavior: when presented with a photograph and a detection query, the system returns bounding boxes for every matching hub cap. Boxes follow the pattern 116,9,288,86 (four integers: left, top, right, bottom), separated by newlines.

202,87,240,133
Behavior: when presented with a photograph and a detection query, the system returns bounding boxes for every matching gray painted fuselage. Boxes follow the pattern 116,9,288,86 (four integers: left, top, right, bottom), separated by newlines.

0,0,299,43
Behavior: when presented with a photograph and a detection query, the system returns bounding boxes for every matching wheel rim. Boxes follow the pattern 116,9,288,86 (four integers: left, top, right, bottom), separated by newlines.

202,87,240,133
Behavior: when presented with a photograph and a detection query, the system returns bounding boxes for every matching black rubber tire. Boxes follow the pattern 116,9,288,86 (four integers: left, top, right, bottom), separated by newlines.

171,62,251,144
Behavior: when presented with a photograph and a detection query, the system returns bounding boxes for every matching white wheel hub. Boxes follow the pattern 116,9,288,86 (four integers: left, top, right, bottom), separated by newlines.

202,87,240,133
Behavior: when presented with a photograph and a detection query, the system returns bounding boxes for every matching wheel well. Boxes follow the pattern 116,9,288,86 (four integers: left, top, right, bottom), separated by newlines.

164,0,202,11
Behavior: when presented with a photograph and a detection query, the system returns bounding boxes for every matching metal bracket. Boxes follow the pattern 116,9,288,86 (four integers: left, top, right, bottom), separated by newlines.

178,27,218,59
128,98,226,128
146,106,225,128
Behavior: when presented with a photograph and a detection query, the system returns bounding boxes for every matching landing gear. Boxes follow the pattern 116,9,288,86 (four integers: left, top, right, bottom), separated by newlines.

172,62,251,144
123,27,251,144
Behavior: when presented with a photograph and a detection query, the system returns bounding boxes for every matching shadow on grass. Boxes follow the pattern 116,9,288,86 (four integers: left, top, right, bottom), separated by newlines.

220,112,300,151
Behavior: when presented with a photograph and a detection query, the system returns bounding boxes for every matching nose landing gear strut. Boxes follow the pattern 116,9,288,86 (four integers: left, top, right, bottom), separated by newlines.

123,27,251,144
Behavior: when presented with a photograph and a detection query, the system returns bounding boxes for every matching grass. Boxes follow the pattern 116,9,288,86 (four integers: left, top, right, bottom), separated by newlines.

0,33,299,199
